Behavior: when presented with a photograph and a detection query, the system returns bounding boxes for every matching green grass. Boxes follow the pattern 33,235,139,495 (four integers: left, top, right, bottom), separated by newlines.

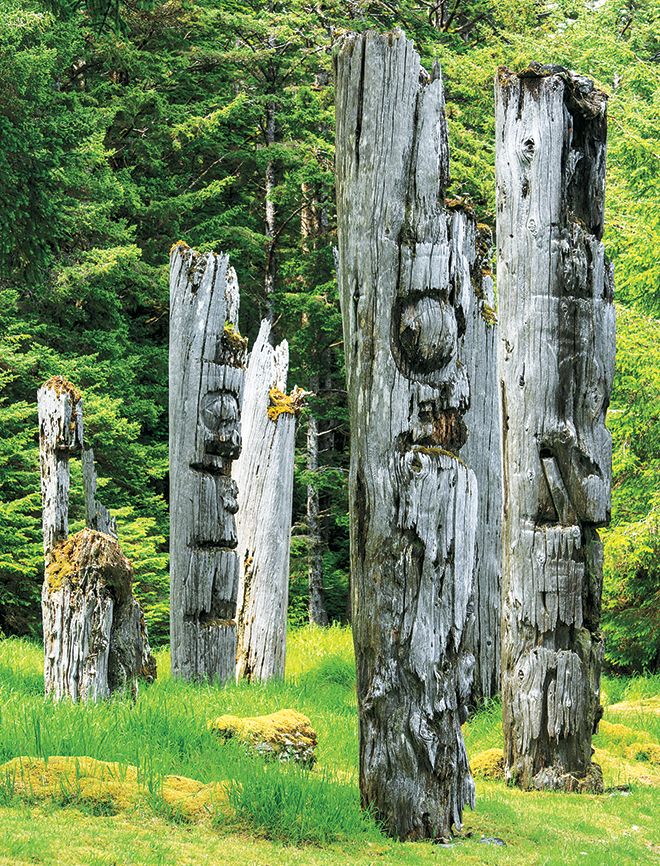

0,626,659,864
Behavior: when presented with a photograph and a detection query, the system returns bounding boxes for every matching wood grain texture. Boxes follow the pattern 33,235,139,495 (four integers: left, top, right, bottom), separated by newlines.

461,229,502,704
234,320,300,682
43,529,155,701
335,31,478,839
496,64,614,791
169,243,246,682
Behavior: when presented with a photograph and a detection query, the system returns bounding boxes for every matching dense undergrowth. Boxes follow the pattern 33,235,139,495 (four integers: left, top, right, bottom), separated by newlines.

0,626,659,864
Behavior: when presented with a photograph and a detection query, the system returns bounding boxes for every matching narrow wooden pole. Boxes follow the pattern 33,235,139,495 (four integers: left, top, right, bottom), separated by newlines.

306,407,329,626
37,377,83,560
82,448,117,538
234,319,303,681
461,228,502,704
335,31,478,839
169,242,247,682
496,64,614,791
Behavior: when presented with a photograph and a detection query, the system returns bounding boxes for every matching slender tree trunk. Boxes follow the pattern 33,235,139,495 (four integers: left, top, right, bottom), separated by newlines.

39,379,154,701
335,32,478,840
169,242,247,682
496,64,614,791
234,320,303,681
306,399,329,625
461,228,502,704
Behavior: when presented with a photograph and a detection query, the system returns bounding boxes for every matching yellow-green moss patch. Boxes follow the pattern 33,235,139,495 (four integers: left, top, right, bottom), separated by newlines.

481,303,498,326
169,240,190,255
0,756,230,822
208,709,317,765
267,387,307,422
607,696,660,717
625,742,660,765
223,321,248,353
593,747,660,787
470,748,505,780
45,529,132,595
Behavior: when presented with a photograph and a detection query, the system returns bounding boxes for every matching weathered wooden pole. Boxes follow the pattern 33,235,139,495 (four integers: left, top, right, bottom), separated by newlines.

39,378,155,701
496,64,614,791
462,228,502,704
82,448,117,538
38,377,83,560
169,242,247,682
234,319,304,681
335,31,478,839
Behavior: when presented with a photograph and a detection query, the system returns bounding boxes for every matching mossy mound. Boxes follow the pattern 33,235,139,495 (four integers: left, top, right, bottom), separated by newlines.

597,719,646,745
46,528,133,597
593,747,660,787
624,742,660,765
470,748,505,780
607,696,660,717
208,709,317,765
0,756,229,822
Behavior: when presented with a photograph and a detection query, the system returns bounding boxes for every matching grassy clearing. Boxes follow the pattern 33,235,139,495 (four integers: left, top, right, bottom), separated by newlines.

0,626,659,864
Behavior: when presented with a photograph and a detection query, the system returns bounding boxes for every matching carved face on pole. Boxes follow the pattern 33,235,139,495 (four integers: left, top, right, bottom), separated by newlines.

389,213,475,453
200,388,241,465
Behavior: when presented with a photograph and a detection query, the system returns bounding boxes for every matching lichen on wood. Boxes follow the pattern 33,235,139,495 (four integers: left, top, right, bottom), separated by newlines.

267,385,307,422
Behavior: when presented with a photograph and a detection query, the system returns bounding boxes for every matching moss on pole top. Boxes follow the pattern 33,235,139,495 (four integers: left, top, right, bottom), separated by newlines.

45,528,133,601
41,376,82,403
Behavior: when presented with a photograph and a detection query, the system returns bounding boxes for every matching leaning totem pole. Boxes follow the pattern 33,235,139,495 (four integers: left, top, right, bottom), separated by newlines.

496,65,615,791
336,31,480,839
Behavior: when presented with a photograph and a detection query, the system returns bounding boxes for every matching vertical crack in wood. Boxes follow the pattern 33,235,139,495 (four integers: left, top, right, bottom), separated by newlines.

496,65,614,792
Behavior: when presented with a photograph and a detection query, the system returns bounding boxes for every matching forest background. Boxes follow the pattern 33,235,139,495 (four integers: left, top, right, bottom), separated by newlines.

0,0,657,672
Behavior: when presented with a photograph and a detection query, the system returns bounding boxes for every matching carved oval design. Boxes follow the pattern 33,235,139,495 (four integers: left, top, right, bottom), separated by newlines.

397,296,457,372
201,391,239,432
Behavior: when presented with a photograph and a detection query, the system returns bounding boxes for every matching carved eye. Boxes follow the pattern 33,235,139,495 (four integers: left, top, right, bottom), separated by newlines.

201,391,239,432
398,296,457,371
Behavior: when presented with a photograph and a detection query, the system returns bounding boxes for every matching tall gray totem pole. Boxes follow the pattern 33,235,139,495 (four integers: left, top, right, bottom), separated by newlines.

496,65,615,791
336,31,481,839
169,242,247,682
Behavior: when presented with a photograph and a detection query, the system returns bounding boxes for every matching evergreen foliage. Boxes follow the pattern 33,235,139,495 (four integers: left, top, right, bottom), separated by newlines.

0,0,657,668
